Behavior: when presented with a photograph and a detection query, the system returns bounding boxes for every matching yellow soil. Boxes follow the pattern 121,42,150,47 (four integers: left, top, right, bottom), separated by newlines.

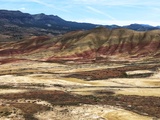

104,110,152,120
0,89,27,94
126,70,153,75
35,105,153,120
116,88,160,97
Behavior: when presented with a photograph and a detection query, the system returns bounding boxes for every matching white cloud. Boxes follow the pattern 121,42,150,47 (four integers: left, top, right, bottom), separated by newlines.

20,7,26,10
73,0,105,5
29,0,54,7
75,18,160,26
0,0,30,2
2,0,160,7
29,0,69,12
86,6,116,20
72,0,160,6
152,7,160,13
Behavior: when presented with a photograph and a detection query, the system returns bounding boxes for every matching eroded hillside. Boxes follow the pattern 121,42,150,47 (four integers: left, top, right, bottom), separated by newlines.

0,27,160,63
0,27,160,120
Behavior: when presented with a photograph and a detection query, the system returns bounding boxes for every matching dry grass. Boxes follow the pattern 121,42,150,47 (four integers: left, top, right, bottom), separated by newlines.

0,61,160,119
12,103,50,120
0,106,13,117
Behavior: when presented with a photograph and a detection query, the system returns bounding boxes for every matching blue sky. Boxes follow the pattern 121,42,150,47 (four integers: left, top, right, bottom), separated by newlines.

0,0,160,26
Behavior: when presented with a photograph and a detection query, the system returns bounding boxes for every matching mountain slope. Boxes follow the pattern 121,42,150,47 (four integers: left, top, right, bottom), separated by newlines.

46,27,160,62
0,10,97,41
124,24,160,31
0,10,97,30
0,27,160,63
0,10,160,42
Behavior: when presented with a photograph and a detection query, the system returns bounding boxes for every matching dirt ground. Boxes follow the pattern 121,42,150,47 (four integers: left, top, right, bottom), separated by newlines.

0,60,160,120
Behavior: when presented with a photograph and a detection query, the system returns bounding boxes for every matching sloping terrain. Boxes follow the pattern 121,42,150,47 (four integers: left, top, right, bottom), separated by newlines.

0,27,160,63
46,27,160,62
0,10,96,41
0,26,160,120
0,10,160,42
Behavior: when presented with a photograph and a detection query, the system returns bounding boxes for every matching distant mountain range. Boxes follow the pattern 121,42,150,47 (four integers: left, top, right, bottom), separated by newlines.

0,10,160,41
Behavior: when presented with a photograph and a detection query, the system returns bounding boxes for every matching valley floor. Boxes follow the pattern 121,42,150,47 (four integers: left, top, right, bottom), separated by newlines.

0,60,160,120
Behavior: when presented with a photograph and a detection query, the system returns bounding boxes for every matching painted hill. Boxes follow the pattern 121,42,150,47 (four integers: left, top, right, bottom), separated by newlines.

46,27,160,62
0,27,160,63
